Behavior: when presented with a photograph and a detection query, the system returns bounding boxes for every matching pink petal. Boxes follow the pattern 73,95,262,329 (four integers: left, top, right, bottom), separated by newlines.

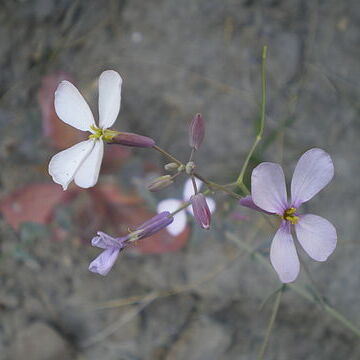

157,199,186,236
270,222,300,283
291,148,334,208
295,214,337,261
88,248,120,276
239,195,274,214
251,163,288,214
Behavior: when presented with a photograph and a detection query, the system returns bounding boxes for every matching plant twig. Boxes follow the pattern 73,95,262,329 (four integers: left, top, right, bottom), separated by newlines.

236,45,267,187
152,145,241,199
225,231,360,339
257,285,284,360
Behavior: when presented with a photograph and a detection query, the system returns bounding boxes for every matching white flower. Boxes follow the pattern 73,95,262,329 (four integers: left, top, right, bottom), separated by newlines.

48,70,122,190
157,178,216,236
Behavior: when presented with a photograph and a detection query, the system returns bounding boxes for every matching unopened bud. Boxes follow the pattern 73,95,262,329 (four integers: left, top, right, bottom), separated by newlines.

137,211,174,238
164,162,179,171
189,113,205,150
110,132,155,148
185,161,196,175
147,175,173,192
177,164,185,172
191,193,211,229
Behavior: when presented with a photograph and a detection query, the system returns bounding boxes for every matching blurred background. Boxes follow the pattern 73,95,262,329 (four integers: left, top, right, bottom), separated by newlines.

1,0,360,359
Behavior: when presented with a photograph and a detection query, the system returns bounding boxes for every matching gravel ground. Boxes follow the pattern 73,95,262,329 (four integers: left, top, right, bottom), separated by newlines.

1,0,360,359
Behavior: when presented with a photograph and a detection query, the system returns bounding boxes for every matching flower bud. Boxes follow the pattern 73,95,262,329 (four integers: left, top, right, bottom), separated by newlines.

164,162,179,171
191,193,211,229
110,132,155,148
189,113,205,150
185,161,196,175
136,211,174,239
147,175,174,192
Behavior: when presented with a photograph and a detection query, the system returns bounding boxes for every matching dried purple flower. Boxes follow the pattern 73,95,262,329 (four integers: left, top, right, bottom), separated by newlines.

191,193,211,229
89,212,173,275
189,113,205,150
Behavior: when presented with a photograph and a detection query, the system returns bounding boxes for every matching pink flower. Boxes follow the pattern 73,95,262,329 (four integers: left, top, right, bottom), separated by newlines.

240,148,337,283
157,178,216,236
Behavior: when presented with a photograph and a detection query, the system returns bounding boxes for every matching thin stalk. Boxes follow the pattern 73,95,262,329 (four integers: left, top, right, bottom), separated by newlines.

257,285,284,360
236,45,267,186
152,145,241,199
225,231,360,339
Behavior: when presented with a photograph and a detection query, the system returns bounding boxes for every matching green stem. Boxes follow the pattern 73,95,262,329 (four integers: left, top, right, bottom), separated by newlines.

257,285,284,360
152,145,241,199
236,45,267,186
225,231,360,339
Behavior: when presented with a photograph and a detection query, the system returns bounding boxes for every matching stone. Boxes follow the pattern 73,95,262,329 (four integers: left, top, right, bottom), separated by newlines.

11,322,73,360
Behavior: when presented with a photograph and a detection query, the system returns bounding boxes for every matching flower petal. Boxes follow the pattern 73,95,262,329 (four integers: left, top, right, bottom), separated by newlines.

157,199,186,236
48,139,95,190
270,222,300,283
89,248,120,276
251,163,288,214
291,148,334,208
183,178,202,201
74,140,104,188
295,214,337,261
91,231,127,249
98,70,122,129
239,195,274,214
54,80,95,131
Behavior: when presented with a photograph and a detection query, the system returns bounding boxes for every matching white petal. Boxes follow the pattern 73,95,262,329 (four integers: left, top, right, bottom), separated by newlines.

157,199,186,236
98,70,122,129
291,148,334,208
251,162,288,215
295,214,337,261
183,178,203,201
54,80,95,131
48,139,95,190
74,140,104,188
270,222,300,283
188,196,216,216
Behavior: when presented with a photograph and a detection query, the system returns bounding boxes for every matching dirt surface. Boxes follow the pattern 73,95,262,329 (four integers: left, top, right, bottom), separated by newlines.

1,0,360,359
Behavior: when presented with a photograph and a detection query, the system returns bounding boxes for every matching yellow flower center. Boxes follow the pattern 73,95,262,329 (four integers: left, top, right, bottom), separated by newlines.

281,207,299,225
88,125,120,142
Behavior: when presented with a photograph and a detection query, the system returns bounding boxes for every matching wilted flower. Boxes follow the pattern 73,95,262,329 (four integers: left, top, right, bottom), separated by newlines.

48,70,154,191
191,193,211,229
189,113,205,150
240,148,337,283
157,178,216,236
89,212,173,275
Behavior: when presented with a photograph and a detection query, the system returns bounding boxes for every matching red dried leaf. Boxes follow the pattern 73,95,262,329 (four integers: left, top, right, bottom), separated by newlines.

102,145,131,173
94,184,143,206
0,183,72,230
38,72,84,149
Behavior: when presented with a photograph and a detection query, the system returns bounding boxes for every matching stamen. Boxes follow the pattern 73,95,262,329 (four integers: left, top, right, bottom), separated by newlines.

281,207,299,225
